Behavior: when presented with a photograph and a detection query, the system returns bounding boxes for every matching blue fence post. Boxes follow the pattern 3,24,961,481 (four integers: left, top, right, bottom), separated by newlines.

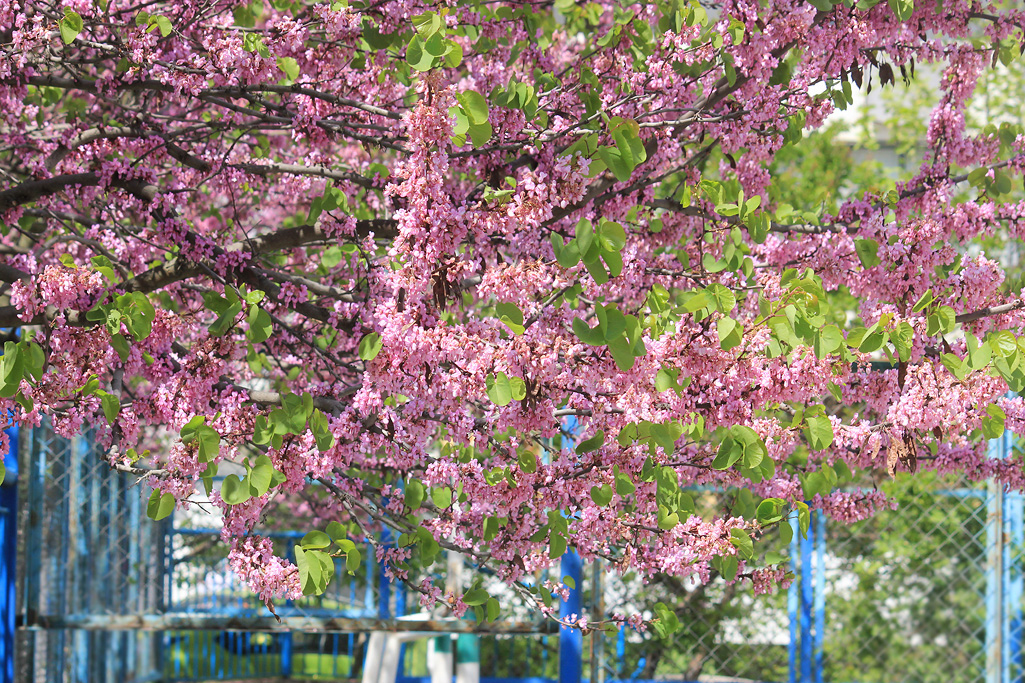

379,530,392,620
788,507,820,683
987,429,1007,683
560,550,582,683
800,513,813,683
1001,425,1023,683
788,511,799,683
0,425,19,683
814,511,825,683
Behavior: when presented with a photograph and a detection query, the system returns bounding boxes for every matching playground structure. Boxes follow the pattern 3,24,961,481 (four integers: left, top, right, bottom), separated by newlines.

1,420,1024,683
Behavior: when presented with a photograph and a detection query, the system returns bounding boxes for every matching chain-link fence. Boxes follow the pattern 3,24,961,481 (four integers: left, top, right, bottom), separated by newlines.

163,520,396,681
16,421,165,683
594,472,1017,683
13,418,1025,683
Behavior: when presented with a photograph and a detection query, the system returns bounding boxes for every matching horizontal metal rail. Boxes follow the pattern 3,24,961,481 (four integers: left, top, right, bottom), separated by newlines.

19,614,558,634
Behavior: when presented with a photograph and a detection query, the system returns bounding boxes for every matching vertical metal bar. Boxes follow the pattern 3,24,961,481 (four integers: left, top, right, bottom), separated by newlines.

0,425,17,683
800,513,813,683
21,426,45,675
987,435,1005,683
590,559,604,683
1009,482,1024,683
1003,427,1024,683
788,510,799,683
616,625,625,676
814,511,825,683
379,549,391,620
559,550,582,683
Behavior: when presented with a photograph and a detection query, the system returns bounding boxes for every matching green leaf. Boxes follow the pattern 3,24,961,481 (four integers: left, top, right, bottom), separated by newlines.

466,121,492,148
729,528,754,559
912,289,934,312
711,554,739,580
597,221,627,252
888,0,914,21
345,548,361,574
358,332,383,361
982,403,1006,439
485,597,501,622
814,324,844,358
457,90,490,126
590,483,613,506
463,588,490,606
756,498,785,524
548,532,567,559
804,415,834,450
59,9,83,44
110,333,131,362
301,530,332,549
146,490,175,520
596,145,633,182
247,306,273,343
854,239,881,268
576,430,605,454
615,470,636,496
712,433,742,470
780,520,794,544
935,306,956,334
221,474,252,505
277,57,300,81
706,284,736,314
24,342,44,381
432,486,452,509
657,505,679,530
495,302,525,335
209,300,243,337
411,11,442,37
406,479,426,509
717,317,743,351
309,409,335,452
150,15,173,36
406,35,436,71
966,333,992,370
572,317,606,346
485,371,514,406
607,334,636,371
248,454,275,496
100,393,120,424
652,602,681,638
941,352,967,380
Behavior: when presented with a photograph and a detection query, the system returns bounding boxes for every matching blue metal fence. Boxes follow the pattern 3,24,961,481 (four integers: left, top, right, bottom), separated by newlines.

163,522,390,681
0,425,18,683
17,422,164,683
8,417,1025,683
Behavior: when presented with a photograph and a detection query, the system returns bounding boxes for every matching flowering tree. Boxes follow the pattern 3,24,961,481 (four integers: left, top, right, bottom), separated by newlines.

4,0,1025,628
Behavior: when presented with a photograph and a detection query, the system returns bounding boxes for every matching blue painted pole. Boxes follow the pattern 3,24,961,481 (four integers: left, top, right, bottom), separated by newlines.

1002,425,1023,683
560,550,582,683
800,513,813,683
379,530,392,620
557,414,583,683
814,511,825,683
616,625,625,676
787,511,799,683
986,431,1004,683
0,425,19,683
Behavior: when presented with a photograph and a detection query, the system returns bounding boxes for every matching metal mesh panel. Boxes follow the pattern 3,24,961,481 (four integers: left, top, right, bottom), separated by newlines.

163,516,399,680
820,477,991,683
167,527,386,618
16,421,164,683
595,476,1000,683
